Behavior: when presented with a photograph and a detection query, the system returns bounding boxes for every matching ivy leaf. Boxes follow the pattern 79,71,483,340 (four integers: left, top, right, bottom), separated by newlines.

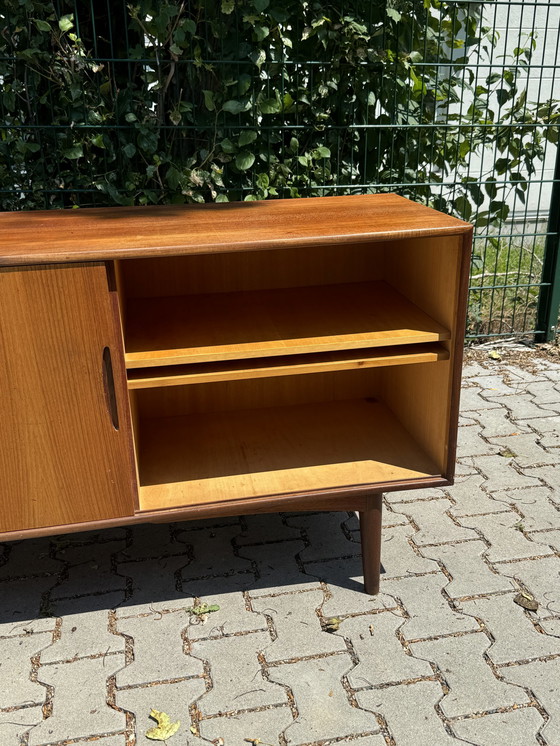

34,20,52,32
221,0,235,14
238,130,257,146
258,97,281,114
123,143,136,158
311,146,331,159
222,99,246,114
203,90,216,111
91,134,106,149
62,144,83,160
58,14,74,32
386,8,402,22
253,0,269,10
146,709,180,741
235,151,255,170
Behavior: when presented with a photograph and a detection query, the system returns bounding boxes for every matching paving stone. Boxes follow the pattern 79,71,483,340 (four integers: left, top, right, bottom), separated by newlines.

383,574,478,641
496,555,560,611
526,380,560,404
462,362,489,379
116,678,205,746
411,633,528,717
381,506,410,527
117,609,201,686
462,594,560,664
459,387,501,411
285,513,361,562
185,582,267,640
454,459,481,477
475,455,542,492
41,593,125,663
52,540,127,598
524,415,560,435
200,706,294,746
540,617,560,636
486,393,558,420
0,633,51,708
182,526,251,579
421,541,512,598
501,365,549,384
116,555,191,617
252,590,346,661
504,660,560,746
192,632,285,715
236,513,302,545
490,487,560,531
384,488,445,504
528,528,560,552
270,655,375,744
340,612,432,687
535,430,560,449
476,406,531,438
489,433,560,468
0,706,43,745
459,512,552,562
28,655,126,745
0,540,62,580
240,540,318,595
357,681,457,746
377,524,437,578
521,465,560,497
452,706,544,745
116,523,189,561
470,374,520,396
318,556,394,617
0,577,58,636
446,474,507,516
393,499,477,546
456,424,500,458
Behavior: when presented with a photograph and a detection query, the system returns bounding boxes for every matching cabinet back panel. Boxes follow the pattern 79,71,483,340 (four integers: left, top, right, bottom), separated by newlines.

118,242,385,299
136,368,381,418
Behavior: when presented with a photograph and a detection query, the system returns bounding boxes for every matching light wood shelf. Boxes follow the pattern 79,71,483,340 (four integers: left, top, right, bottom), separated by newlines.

137,398,440,512
124,280,451,369
127,343,449,389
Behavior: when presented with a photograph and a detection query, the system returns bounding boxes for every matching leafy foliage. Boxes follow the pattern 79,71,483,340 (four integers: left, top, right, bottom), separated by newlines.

1,0,558,223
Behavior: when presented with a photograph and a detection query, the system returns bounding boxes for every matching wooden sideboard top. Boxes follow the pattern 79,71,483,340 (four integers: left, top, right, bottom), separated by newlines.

0,193,471,266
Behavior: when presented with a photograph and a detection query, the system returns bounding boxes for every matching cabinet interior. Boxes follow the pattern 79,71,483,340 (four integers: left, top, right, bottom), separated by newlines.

115,233,462,512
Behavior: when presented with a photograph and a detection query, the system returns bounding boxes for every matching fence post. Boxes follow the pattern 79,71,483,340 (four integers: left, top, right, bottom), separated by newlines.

536,144,560,343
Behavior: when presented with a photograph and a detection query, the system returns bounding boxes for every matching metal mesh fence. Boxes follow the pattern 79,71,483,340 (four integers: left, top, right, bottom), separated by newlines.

1,0,559,340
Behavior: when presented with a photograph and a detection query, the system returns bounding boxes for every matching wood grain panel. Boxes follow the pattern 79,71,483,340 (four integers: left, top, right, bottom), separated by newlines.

381,234,466,473
137,399,440,511
0,263,137,532
0,194,471,266
127,344,449,389
124,281,451,368
117,242,383,298
134,368,380,419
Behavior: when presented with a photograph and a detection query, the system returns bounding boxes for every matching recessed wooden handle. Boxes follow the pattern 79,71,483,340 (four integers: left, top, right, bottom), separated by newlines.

102,346,120,431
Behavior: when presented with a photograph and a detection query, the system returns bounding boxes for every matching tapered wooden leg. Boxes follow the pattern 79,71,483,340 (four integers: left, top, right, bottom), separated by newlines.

359,493,383,595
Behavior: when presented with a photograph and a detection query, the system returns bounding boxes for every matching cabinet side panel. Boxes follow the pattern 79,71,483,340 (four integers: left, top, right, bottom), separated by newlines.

0,263,136,532
381,235,466,474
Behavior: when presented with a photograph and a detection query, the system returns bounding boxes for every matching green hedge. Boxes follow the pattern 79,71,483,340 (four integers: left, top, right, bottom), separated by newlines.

1,0,558,222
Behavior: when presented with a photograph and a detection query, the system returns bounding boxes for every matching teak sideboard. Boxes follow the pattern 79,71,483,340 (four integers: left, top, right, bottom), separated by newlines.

0,194,472,593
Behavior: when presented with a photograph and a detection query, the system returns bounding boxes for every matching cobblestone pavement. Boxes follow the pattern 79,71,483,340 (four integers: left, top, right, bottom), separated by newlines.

1,356,560,746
